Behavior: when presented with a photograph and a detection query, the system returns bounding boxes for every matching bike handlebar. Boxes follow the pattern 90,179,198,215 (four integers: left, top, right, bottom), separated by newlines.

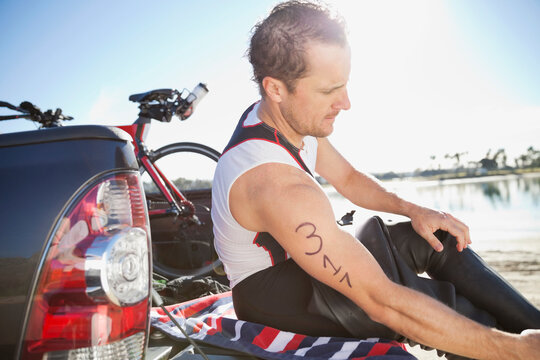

129,83,208,122
0,100,73,128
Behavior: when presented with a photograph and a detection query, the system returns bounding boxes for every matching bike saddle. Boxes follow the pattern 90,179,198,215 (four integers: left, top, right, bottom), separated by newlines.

19,101,42,115
129,89,175,103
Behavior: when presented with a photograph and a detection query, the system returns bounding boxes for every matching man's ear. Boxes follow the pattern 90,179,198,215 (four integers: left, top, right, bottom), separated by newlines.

262,76,287,103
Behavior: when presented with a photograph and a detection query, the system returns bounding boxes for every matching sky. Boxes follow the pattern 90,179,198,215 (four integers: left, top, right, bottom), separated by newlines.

1,0,539,174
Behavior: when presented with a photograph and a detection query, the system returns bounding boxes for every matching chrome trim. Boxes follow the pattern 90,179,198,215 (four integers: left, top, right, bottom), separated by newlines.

85,227,149,306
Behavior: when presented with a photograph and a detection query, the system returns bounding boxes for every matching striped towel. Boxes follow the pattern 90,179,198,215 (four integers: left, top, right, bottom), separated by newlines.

150,291,415,359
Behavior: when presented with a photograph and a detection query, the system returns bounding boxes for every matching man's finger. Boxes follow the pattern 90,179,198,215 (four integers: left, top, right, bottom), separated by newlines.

447,213,471,246
455,237,464,252
449,224,466,252
423,231,443,252
439,214,468,252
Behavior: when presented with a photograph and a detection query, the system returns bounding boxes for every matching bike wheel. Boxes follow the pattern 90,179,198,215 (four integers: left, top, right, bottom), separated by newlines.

141,142,224,280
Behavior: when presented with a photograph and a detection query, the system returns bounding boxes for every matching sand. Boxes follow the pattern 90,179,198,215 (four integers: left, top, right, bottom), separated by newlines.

406,245,540,359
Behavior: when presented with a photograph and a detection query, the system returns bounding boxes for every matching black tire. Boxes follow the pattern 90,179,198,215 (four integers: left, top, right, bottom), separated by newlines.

141,142,223,280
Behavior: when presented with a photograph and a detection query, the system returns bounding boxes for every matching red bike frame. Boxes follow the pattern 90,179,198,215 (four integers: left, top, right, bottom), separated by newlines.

117,121,196,219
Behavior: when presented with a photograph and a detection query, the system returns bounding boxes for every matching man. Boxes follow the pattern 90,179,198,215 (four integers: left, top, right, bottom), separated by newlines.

211,1,540,359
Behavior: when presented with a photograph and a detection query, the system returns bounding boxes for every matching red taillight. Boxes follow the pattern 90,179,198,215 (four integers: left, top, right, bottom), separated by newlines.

21,172,151,360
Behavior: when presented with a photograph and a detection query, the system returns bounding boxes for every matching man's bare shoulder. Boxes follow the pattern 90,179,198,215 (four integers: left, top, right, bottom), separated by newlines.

230,162,327,232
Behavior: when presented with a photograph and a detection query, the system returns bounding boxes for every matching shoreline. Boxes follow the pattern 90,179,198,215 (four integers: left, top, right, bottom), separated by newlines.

379,169,540,187
374,167,540,183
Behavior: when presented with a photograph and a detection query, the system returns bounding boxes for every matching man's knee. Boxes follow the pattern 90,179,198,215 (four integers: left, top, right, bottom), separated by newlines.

386,220,463,274
355,216,400,281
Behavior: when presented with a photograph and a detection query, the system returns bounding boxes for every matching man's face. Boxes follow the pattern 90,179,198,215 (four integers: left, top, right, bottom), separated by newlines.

279,41,351,139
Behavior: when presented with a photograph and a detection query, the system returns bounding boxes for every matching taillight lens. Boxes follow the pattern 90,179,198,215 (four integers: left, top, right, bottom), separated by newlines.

21,172,151,360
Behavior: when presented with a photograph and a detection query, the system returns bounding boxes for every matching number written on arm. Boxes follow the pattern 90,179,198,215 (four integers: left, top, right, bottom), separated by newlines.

295,222,352,288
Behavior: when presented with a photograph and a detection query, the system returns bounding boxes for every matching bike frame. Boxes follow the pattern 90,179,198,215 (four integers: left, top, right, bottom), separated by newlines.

117,117,194,219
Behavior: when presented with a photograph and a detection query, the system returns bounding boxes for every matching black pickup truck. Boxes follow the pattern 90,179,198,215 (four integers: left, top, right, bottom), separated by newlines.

0,125,155,359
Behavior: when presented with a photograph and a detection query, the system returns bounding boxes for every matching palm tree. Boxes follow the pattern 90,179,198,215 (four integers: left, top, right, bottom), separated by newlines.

445,152,468,171
492,148,506,169
527,146,540,167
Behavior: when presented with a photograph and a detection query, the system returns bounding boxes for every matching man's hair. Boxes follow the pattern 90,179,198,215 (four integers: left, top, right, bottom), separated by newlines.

248,0,347,96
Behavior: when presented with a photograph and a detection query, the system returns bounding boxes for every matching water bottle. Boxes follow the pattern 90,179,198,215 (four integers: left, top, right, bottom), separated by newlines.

186,83,209,109
179,83,209,120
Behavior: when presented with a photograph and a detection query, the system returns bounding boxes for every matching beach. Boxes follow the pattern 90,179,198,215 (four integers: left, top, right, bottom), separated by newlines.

407,242,540,359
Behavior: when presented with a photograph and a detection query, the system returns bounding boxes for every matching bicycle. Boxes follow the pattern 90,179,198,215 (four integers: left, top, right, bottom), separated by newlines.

120,83,222,280
1,84,223,281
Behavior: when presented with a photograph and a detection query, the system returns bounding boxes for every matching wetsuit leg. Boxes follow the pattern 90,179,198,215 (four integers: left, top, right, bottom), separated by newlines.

386,220,540,333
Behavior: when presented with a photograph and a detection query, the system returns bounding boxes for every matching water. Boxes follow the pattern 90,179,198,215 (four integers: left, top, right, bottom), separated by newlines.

326,172,540,253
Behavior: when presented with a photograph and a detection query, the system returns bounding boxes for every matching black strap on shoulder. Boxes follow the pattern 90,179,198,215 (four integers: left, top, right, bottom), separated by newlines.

222,103,313,177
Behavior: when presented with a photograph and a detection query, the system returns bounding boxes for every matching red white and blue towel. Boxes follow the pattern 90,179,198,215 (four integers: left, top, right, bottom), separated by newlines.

150,291,415,359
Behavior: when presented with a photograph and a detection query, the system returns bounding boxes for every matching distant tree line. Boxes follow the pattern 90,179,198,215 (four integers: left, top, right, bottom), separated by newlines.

374,145,540,181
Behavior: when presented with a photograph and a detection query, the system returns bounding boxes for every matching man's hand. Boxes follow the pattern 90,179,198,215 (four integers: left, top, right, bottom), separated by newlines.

409,206,471,252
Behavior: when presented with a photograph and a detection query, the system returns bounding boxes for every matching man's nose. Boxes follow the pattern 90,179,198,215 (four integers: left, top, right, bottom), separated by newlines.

333,88,351,111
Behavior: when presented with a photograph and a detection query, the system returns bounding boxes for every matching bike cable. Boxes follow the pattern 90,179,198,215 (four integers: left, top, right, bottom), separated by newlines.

151,288,211,360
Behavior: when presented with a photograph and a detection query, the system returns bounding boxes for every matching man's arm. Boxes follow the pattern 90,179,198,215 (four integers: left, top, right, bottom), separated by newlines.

315,137,471,252
230,163,540,360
